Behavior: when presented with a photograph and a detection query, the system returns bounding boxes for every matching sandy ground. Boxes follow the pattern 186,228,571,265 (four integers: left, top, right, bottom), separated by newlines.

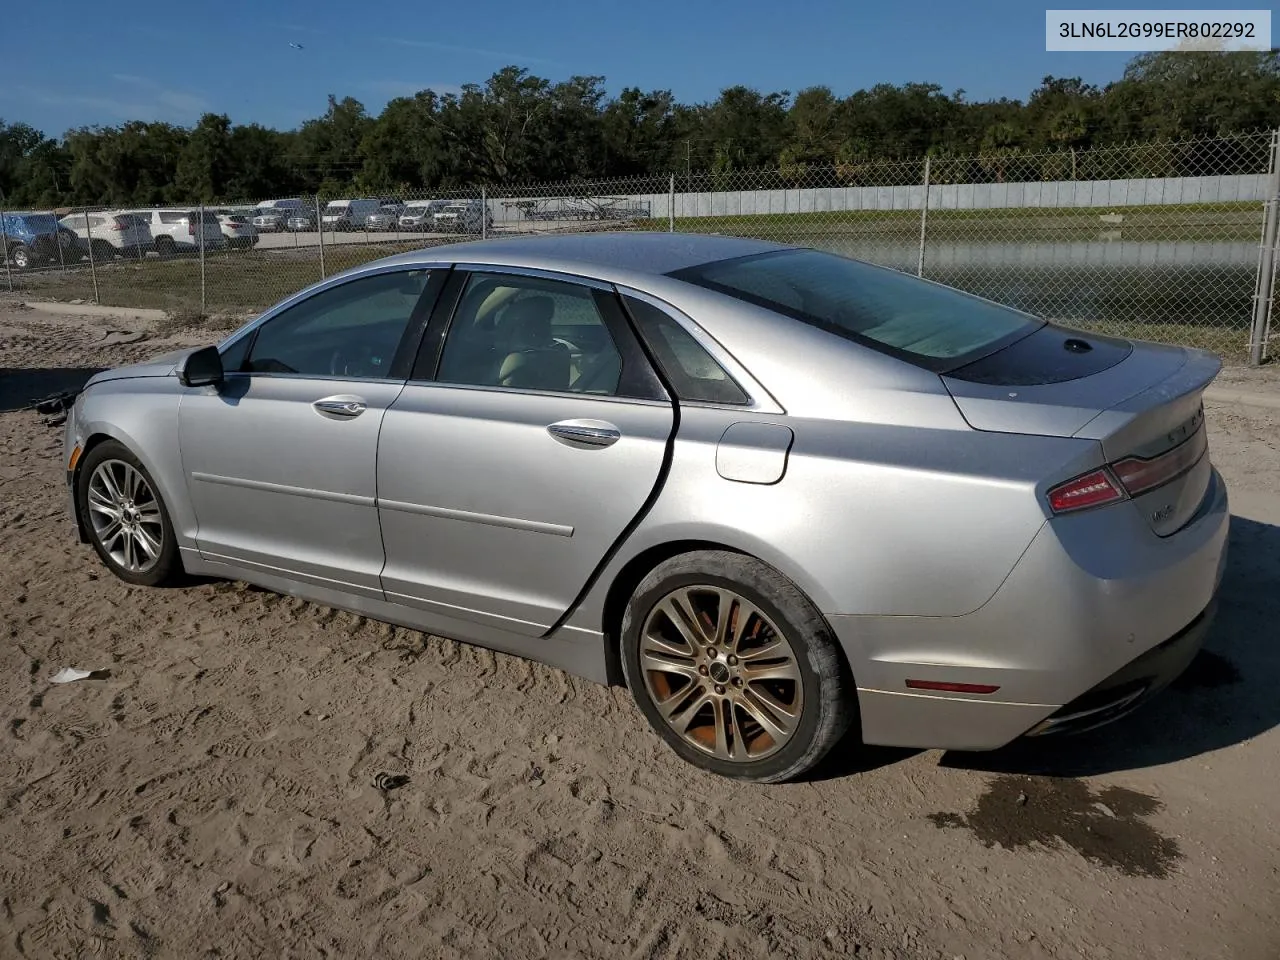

2,300,1279,960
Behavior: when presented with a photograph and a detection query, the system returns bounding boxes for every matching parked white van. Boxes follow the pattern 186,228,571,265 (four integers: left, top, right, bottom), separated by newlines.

432,199,492,234
320,198,383,231
398,199,452,231
257,198,308,212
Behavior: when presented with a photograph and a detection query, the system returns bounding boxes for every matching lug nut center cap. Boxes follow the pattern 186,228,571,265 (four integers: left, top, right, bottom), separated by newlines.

708,661,731,684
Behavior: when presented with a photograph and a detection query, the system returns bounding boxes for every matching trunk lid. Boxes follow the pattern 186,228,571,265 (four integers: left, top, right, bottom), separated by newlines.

942,325,1220,536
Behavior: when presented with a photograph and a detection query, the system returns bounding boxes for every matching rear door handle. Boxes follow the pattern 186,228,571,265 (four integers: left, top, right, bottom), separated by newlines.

547,419,621,448
313,396,367,419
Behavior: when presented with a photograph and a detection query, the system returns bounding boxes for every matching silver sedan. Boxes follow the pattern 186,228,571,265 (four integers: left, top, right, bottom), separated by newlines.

62,233,1228,781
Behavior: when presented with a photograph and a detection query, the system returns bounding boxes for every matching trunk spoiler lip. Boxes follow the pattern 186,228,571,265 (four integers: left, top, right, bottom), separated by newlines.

1071,345,1221,445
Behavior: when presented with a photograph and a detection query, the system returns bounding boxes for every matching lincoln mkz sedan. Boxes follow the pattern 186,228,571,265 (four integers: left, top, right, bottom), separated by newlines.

63,233,1228,782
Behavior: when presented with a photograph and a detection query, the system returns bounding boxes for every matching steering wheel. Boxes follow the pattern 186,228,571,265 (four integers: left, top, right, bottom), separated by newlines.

552,336,581,356
329,345,385,378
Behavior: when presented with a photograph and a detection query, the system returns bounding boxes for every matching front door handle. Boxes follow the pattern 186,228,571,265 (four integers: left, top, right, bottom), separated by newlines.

313,396,367,419
547,419,621,448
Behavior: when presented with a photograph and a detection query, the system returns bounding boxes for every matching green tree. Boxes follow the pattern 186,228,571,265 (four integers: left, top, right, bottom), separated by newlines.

8,49,1280,208
175,113,233,202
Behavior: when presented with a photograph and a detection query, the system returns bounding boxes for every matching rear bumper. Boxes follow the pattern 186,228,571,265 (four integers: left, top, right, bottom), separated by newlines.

1024,597,1215,736
834,465,1229,751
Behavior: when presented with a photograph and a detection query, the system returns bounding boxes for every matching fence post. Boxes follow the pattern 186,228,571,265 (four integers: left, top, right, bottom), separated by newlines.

85,211,100,303
481,186,488,240
917,156,932,278
0,204,12,292
198,202,207,316
669,174,675,232
1250,130,1280,366
316,195,326,280
54,212,67,271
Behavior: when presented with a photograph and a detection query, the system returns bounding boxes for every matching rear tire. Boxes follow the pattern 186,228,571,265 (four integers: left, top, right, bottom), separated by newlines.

621,550,855,783
91,240,115,262
155,236,176,257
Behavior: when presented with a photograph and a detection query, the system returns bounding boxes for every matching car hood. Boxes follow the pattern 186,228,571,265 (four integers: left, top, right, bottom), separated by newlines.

85,347,197,387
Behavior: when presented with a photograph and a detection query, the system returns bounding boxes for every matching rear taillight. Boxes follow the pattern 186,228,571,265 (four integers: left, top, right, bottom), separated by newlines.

112,217,130,231
1047,468,1125,514
1047,425,1208,515
188,222,195,235
1111,428,1208,497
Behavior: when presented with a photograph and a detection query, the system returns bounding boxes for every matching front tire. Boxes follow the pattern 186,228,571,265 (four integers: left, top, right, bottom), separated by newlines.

77,440,181,587
621,550,854,783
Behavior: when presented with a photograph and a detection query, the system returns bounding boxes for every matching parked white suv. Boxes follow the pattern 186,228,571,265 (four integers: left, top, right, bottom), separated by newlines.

58,211,153,260
128,209,225,256
215,211,260,248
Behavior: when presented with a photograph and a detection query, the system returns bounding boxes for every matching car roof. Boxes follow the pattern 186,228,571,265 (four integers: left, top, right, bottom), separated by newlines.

378,231,788,283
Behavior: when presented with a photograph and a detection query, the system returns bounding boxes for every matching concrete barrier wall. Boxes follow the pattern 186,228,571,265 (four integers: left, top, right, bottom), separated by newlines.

490,174,1269,222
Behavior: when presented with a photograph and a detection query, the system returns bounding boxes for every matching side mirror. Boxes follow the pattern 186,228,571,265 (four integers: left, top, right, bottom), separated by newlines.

178,345,224,387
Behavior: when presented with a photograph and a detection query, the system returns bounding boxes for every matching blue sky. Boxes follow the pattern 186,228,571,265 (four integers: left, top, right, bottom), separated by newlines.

3,0,1148,136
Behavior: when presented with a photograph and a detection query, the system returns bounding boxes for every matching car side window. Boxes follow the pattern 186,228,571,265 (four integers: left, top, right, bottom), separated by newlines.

624,297,750,405
436,273,625,395
239,270,432,378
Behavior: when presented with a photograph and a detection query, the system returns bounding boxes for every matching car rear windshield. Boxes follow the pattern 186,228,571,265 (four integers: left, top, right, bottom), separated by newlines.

324,203,347,213
670,249,1041,371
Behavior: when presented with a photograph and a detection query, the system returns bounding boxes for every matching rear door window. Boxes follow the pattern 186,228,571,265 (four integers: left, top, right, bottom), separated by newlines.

436,274,624,395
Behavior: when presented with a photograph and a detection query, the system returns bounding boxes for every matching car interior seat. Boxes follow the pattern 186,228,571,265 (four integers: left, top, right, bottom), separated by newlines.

495,296,571,391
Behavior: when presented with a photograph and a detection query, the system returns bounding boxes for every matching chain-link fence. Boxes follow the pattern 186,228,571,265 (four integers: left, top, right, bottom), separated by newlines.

2,130,1277,362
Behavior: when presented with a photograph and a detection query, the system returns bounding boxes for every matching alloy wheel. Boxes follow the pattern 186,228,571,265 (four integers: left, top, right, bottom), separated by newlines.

638,586,804,762
86,459,165,573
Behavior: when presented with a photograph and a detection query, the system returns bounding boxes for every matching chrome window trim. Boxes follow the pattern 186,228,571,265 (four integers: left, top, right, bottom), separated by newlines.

453,262,614,292
613,284,784,415
220,372,406,387
400,378,672,408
